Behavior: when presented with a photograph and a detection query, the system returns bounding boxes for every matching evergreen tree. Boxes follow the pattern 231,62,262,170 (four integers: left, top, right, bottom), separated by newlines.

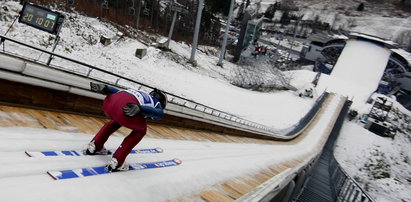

207,0,231,16
280,11,290,25
245,0,250,8
264,4,276,19
357,3,365,11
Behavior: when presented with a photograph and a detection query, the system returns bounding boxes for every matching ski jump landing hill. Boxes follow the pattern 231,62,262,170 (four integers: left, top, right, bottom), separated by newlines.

0,34,353,202
316,35,392,110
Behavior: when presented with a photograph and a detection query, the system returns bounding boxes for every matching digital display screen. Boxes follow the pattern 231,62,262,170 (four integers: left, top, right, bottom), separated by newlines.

18,3,64,35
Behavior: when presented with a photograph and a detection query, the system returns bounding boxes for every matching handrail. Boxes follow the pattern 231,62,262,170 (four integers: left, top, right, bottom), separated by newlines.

0,34,327,138
327,100,375,202
0,34,273,130
282,92,329,136
290,99,375,202
330,157,375,202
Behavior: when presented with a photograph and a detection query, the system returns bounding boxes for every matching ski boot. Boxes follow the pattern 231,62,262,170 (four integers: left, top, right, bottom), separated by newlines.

84,140,111,155
106,157,129,172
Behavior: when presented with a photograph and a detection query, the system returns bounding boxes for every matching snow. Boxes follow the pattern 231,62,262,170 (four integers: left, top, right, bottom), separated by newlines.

349,16,411,44
0,1,410,202
316,40,391,109
0,95,342,202
0,1,316,130
334,122,411,202
349,32,398,46
254,0,411,46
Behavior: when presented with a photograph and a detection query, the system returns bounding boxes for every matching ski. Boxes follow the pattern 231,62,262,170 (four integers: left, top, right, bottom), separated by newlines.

26,147,164,157
47,158,182,180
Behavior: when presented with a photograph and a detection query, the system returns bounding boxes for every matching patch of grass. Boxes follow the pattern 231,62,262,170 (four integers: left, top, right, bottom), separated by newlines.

405,156,411,165
364,182,370,192
363,149,392,180
39,36,55,48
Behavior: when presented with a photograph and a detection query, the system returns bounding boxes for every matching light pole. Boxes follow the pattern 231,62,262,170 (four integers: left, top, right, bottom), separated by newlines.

136,0,142,29
167,2,187,48
286,16,301,61
189,0,204,65
167,11,177,48
217,0,235,67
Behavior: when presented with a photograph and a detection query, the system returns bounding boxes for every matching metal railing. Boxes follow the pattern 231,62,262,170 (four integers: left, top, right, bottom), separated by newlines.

282,92,329,136
294,99,375,202
330,157,375,202
327,99,375,202
0,34,328,137
328,100,375,202
0,35,275,130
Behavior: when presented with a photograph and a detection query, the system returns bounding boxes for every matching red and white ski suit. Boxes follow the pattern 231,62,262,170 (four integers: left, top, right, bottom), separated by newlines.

92,88,164,165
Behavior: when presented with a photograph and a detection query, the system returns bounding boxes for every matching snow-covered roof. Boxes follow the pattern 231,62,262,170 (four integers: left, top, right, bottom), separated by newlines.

349,32,398,47
308,31,410,68
332,34,349,40
307,32,335,44
306,32,348,44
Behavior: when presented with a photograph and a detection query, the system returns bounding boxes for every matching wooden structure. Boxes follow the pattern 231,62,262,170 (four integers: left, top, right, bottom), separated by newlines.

0,90,344,201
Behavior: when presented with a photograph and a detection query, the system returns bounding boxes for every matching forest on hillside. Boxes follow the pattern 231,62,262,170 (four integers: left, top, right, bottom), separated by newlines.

20,0,231,45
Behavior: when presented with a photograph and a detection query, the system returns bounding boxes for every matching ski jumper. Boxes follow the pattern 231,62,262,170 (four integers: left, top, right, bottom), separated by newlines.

92,86,164,165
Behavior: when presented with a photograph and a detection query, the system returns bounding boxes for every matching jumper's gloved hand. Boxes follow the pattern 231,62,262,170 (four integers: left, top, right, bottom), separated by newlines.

90,82,107,94
122,103,140,117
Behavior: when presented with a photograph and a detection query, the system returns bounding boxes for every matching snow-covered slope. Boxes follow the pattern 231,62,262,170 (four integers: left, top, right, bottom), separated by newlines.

0,93,343,201
335,122,411,202
0,1,316,130
0,1,410,202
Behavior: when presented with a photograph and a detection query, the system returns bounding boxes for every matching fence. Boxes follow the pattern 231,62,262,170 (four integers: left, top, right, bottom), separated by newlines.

0,34,329,139
294,99,375,202
330,157,375,202
327,99,375,202
0,35,276,131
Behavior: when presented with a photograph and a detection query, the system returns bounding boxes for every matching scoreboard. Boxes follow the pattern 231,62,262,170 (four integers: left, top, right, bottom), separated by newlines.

18,3,64,35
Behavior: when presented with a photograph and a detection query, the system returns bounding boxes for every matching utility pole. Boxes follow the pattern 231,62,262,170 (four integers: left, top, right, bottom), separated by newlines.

286,17,300,61
167,11,177,48
136,0,142,29
189,0,204,65
217,0,235,67
167,1,187,48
